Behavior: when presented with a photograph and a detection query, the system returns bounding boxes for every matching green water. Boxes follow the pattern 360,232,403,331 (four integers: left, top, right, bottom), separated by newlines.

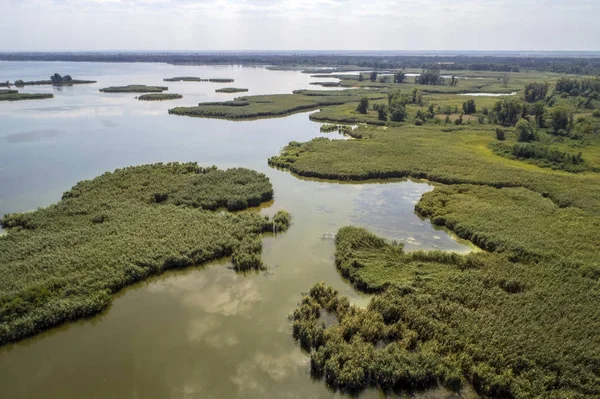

0,62,476,399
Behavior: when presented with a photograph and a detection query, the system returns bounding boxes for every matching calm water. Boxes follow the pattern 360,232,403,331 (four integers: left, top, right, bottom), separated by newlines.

0,62,475,399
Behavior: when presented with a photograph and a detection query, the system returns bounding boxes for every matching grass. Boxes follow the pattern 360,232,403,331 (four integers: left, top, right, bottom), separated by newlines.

14,79,96,86
291,226,600,397
164,77,234,83
0,91,54,101
0,163,290,345
100,85,168,93
138,93,183,101
215,87,248,93
168,91,386,120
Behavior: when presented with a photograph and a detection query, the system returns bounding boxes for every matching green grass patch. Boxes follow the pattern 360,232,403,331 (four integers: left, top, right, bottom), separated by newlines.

0,163,289,345
164,77,234,83
169,91,385,120
215,87,248,93
100,85,168,93
0,92,54,101
138,93,183,101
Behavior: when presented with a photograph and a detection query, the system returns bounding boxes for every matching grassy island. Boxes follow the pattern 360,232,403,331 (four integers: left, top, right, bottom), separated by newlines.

138,93,183,101
100,85,168,93
0,90,53,101
168,90,385,120
0,163,291,345
215,87,248,93
13,73,96,86
291,225,600,397
164,77,234,83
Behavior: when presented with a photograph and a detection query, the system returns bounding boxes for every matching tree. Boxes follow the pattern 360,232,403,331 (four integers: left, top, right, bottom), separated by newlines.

531,101,546,128
495,128,506,140
393,72,405,84
502,73,510,88
523,82,549,103
356,97,369,114
516,119,535,142
377,106,388,121
14,80,24,86
548,105,572,135
370,72,378,82
462,99,476,114
492,99,524,126
358,74,364,82
450,75,458,87
390,106,406,122
50,73,63,83
63,75,73,82
379,76,389,83
415,69,444,85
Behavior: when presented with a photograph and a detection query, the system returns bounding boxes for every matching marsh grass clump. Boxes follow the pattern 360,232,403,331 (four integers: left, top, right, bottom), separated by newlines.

0,91,54,101
292,226,600,397
0,163,289,345
138,93,182,101
100,85,168,93
320,124,353,134
215,88,248,93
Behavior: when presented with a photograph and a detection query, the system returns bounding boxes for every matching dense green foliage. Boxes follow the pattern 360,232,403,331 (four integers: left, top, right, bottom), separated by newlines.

523,82,549,102
555,77,600,97
100,85,168,93
292,224,600,397
13,74,96,86
0,91,54,101
462,99,476,114
491,142,588,172
169,91,384,120
138,93,182,101
320,124,353,134
0,163,289,345
215,87,248,93
415,69,444,85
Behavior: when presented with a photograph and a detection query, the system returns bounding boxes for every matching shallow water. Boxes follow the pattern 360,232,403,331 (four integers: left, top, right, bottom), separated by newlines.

0,62,475,399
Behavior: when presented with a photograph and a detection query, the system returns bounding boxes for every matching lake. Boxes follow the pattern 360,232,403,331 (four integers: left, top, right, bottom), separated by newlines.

0,62,475,399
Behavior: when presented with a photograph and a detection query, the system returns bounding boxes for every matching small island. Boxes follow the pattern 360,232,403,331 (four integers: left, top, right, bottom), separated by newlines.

13,73,96,86
215,87,248,93
138,93,183,101
100,85,168,93
0,89,53,101
164,77,234,83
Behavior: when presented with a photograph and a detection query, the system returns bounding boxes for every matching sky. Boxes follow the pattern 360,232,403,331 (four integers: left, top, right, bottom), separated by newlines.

0,0,598,51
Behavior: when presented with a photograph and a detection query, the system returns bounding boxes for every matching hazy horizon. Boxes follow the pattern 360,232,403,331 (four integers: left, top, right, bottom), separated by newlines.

1,0,598,52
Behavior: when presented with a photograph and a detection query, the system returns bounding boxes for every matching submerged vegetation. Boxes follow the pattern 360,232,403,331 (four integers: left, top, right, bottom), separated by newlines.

138,93,183,101
215,87,248,93
100,85,168,93
0,163,290,345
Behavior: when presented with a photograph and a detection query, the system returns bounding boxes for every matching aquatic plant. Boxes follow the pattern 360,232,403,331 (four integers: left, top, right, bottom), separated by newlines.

0,163,290,345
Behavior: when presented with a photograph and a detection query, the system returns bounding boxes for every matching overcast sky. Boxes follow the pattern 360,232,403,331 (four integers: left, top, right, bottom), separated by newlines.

1,0,598,51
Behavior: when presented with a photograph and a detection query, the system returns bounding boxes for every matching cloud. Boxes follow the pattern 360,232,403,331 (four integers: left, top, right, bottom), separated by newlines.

1,0,598,50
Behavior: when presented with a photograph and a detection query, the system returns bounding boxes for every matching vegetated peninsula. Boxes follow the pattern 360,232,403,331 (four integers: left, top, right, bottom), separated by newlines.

215,87,248,93
168,90,385,120
0,163,291,345
100,85,168,93
275,71,600,398
164,77,234,83
138,93,183,101
13,73,96,86
0,89,53,101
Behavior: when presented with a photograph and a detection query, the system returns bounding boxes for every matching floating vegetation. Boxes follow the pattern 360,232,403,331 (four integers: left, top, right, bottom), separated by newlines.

320,124,353,135
0,91,54,101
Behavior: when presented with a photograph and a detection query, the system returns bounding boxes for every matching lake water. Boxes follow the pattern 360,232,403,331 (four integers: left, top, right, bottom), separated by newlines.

0,62,475,399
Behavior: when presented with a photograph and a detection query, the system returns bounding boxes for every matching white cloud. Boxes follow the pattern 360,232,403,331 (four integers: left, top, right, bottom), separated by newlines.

0,0,598,50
